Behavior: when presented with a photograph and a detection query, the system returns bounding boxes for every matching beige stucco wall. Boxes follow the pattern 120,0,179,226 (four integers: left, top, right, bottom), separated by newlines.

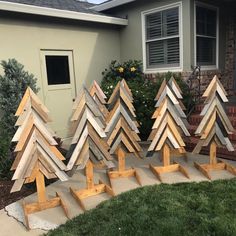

0,14,121,139
0,15,121,98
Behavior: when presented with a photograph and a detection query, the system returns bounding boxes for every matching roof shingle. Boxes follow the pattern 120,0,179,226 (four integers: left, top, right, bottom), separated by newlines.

0,0,104,15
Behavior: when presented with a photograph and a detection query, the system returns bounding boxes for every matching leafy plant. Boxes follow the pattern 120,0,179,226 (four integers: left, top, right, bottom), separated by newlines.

101,60,194,140
101,60,156,140
0,59,39,179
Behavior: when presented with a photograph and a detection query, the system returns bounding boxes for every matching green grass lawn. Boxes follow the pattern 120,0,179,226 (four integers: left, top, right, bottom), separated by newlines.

47,179,236,236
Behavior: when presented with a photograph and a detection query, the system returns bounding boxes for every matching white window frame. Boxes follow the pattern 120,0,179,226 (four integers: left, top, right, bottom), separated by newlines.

194,1,219,70
141,2,183,73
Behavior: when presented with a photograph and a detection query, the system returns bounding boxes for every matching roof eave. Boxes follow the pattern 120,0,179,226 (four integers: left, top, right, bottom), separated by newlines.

0,0,128,26
91,0,135,12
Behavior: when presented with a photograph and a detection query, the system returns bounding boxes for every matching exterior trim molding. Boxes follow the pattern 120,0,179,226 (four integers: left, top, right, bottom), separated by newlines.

0,1,128,26
91,0,135,12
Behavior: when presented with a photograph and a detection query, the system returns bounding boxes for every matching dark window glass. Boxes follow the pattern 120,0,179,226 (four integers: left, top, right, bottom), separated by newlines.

196,6,217,66
196,6,216,37
197,37,216,65
45,56,70,85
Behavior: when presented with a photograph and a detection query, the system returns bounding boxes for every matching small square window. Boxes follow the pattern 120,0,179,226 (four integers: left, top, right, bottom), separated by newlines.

45,55,70,85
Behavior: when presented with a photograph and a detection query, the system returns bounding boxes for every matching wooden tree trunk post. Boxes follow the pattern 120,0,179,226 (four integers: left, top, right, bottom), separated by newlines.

36,170,47,203
163,144,170,166
86,160,94,190
210,141,217,165
117,147,126,172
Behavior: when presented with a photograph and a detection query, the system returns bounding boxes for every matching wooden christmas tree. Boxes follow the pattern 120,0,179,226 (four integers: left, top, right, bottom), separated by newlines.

10,87,69,229
148,79,190,182
193,75,236,179
105,79,142,186
167,77,189,156
66,87,115,210
89,80,109,119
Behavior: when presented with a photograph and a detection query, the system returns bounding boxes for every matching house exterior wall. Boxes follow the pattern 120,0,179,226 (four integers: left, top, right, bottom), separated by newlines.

223,12,236,93
104,0,229,95
105,0,193,72
0,13,121,138
106,0,227,71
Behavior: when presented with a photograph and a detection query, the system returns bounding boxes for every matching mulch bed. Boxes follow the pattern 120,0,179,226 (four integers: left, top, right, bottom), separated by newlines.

0,180,35,210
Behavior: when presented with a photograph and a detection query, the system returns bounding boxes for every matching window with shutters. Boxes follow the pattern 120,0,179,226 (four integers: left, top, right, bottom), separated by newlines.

142,4,181,71
195,4,218,68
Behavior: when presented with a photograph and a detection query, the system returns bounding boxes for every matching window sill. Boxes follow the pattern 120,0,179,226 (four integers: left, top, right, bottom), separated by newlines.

198,66,219,71
143,67,183,74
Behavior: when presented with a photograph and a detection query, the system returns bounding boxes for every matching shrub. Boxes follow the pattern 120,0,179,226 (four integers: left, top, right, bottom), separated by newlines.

0,59,39,179
101,60,194,140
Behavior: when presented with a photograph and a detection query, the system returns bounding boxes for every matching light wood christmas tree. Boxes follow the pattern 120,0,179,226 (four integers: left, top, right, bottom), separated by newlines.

66,87,115,210
10,87,69,230
167,77,189,156
89,80,109,119
105,79,142,186
147,79,190,182
193,75,236,179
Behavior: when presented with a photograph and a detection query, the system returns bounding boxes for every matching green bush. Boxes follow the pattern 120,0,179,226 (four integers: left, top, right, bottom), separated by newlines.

101,60,194,140
0,59,39,179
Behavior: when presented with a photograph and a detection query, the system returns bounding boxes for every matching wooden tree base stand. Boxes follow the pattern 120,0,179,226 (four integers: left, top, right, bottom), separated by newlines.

23,172,69,230
150,145,190,182
194,161,236,180
70,161,115,211
107,148,142,188
194,142,236,180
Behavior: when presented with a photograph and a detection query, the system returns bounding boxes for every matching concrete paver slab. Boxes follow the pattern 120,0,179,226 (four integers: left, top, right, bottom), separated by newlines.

2,152,236,236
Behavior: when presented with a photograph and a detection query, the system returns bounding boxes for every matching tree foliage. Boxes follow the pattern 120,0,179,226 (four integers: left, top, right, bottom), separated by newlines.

0,59,39,179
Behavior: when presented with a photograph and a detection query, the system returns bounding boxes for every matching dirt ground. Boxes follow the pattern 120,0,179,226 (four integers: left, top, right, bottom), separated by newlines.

0,180,35,210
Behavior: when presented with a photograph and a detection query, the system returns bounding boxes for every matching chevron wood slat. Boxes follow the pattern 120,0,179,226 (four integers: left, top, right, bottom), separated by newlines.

193,75,236,179
10,87,69,230
148,79,190,181
105,79,142,187
67,86,115,210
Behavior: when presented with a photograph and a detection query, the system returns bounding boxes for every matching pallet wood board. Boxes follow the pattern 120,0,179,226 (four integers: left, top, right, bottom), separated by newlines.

193,75,236,179
66,85,115,209
148,78,190,181
105,79,142,185
10,87,69,229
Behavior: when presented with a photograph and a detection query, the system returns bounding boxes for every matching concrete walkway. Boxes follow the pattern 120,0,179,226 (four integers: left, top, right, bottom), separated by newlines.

1,152,236,236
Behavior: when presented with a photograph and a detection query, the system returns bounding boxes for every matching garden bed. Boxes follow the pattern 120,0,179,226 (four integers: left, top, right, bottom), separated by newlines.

0,180,35,210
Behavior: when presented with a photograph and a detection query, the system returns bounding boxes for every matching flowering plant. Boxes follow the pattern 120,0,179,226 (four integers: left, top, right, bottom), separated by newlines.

101,61,193,140
101,60,159,140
